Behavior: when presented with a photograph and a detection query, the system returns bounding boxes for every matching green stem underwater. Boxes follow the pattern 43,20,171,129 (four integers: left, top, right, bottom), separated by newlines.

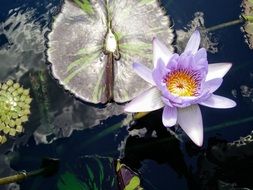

206,18,243,32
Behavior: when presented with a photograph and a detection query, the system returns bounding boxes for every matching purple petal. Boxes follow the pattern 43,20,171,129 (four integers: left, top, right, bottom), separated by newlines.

193,90,211,104
162,106,177,127
133,63,155,85
192,48,208,72
203,78,223,93
153,37,173,67
177,53,194,69
183,30,201,55
199,94,236,108
161,96,173,107
176,96,199,107
152,60,169,89
124,87,164,112
177,105,203,146
194,48,207,62
161,92,183,105
166,53,179,69
206,63,232,81
161,91,198,108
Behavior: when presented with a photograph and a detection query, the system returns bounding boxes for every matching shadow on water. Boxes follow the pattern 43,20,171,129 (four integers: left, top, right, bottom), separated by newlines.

121,110,200,190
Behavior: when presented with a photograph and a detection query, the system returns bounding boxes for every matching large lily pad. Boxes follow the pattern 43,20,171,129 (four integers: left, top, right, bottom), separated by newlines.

47,0,174,104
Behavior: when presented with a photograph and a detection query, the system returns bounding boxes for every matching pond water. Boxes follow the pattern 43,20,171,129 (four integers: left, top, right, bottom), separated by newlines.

0,0,253,190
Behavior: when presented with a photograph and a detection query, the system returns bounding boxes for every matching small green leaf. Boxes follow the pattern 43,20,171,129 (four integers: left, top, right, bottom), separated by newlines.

57,172,87,190
86,165,95,181
73,0,94,15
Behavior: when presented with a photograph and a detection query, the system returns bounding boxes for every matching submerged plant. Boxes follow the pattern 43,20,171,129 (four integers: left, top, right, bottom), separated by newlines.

57,156,116,190
0,80,31,144
47,0,174,104
125,31,236,146
30,71,52,130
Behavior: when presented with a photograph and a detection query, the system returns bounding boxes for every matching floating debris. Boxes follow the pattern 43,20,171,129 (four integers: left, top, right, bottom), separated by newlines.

176,12,218,54
242,0,253,49
0,80,31,144
204,0,253,49
47,0,174,104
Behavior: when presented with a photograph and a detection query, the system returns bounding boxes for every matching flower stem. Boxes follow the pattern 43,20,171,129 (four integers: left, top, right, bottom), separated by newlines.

206,18,244,32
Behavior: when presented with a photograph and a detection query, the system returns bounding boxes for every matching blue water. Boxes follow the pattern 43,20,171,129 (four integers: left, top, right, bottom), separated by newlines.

0,0,253,189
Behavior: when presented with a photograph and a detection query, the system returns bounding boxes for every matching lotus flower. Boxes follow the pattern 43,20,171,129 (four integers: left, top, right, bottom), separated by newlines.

124,30,236,146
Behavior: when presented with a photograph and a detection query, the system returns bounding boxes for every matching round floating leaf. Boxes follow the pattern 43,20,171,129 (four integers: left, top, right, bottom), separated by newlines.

48,0,174,103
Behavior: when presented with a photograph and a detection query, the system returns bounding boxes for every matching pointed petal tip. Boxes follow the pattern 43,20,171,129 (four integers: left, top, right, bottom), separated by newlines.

192,134,203,147
200,95,237,109
132,62,155,85
132,62,138,67
177,105,204,147
186,125,204,147
194,30,200,36
132,62,142,70
184,30,201,54
206,62,233,81
219,62,232,71
162,106,177,127
231,100,237,107
152,37,159,46
152,37,173,67
124,106,135,113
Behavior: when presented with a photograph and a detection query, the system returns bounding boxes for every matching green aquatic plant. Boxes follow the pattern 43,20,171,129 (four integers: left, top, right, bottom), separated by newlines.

57,156,116,190
29,71,52,130
0,80,31,144
115,160,143,190
57,172,88,190
48,0,174,104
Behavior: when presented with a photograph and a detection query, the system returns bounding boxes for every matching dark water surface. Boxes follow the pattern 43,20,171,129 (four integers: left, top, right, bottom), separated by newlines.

0,0,253,189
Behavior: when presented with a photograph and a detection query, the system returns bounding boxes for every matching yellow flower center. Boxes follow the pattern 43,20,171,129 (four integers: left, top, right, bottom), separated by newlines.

165,69,199,96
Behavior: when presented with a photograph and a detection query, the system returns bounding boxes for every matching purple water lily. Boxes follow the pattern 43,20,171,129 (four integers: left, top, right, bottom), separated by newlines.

125,30,236,146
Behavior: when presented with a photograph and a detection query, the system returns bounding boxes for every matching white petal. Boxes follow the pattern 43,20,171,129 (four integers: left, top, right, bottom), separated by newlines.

162,106,177,127
199,94,236,108
153,37,173,67
177,105,203,146
203,78,223,94
124,87,164,112
133,63,155,85
184,30,201,55
206,63,232,81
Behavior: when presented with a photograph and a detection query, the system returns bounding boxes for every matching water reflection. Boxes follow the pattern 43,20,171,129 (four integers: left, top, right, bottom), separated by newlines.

121,110,199,189
0,8,47,81
1,110,252,190
119,112,253,189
